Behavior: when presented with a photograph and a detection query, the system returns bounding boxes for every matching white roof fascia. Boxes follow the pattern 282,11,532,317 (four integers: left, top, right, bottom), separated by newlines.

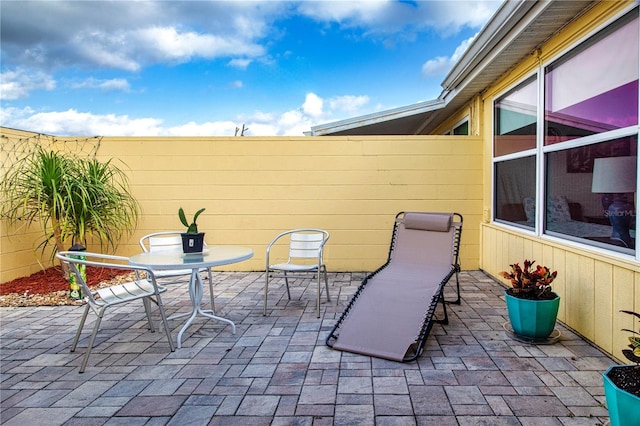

307,99,445,136
441,0,543,90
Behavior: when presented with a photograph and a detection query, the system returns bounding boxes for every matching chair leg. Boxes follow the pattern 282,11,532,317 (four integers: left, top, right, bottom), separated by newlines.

316,270,321,318
323,266,330,302
284,271,291,300
445,270,461,305
79,309,105,373
142,297,156,333
207,269,216,315
155,294,175,352
71,304,91,353
439,293,449,325
264,270,270,316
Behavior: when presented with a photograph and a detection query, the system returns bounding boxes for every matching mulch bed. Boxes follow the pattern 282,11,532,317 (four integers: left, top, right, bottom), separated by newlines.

0,266,132,307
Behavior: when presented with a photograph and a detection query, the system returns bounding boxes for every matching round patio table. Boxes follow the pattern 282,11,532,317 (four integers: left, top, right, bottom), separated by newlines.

129,245,253,348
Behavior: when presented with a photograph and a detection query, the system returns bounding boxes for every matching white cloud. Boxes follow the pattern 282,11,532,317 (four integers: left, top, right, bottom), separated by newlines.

0,69,55,100
329,95,370,113
135,27,265,63
302,93,324,117
422,35,476,77
71,78,131,92
3,108,164,136
297,0,501,36
228,58,253,69
0,92,375,137
229,80,244,89
165,120,238,136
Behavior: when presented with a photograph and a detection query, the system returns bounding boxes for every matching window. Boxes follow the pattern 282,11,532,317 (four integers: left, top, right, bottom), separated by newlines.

494,9,639,256
494,77,537,157
545,11,638,145
545,137,637,251
494,156,536,227
443,118,470,135
453,119,469,136
493,76,538,226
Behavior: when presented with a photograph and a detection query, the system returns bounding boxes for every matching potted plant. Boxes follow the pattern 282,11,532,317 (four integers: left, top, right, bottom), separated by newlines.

179,207,206,253
0,148,139,282
500,260,559,339
603,310,640,426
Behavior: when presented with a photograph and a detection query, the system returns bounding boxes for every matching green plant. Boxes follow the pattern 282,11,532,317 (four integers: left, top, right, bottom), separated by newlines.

500,259,557,300
179,207,205,233
621,310,640,364
0,147,139,278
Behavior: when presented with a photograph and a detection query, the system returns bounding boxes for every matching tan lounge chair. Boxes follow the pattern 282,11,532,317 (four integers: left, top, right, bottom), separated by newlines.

326,212,463,362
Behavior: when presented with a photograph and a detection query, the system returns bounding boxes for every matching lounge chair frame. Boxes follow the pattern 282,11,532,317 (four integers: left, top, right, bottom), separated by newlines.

326,212,463,362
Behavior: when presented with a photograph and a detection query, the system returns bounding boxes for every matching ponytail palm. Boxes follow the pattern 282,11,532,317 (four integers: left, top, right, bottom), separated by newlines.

0,148,139,278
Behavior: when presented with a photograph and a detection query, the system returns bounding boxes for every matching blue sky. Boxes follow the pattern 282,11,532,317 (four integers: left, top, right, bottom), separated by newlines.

0,0,502,136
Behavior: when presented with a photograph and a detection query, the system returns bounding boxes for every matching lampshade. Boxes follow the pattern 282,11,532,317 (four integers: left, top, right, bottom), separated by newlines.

591,156,637,193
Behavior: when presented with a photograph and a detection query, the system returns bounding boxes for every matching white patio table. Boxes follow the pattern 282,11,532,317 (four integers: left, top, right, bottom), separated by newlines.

129,245,253,348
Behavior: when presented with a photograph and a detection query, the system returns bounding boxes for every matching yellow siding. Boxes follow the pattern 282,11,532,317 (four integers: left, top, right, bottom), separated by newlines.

1,131,482,282
481,224,639,363
477,0,638,362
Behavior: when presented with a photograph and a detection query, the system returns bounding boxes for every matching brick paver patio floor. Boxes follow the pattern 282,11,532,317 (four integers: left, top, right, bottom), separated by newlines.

1,270,615,425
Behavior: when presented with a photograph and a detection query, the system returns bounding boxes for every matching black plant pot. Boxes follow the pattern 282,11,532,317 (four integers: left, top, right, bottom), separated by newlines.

181,232,205,253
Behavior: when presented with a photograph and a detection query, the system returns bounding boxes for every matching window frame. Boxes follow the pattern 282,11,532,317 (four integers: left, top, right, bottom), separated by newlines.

491,6,639,261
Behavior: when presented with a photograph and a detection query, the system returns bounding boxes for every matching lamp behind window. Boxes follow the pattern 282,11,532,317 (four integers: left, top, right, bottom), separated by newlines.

591,156,637,247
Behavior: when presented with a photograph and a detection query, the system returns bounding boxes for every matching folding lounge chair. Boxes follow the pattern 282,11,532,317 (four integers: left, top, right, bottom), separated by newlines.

326,212,463,362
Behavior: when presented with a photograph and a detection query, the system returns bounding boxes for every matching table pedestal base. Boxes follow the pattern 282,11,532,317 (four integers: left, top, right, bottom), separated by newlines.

175,271,236,349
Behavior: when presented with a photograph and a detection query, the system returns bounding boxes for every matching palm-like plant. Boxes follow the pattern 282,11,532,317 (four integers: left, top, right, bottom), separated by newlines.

0,148,139,278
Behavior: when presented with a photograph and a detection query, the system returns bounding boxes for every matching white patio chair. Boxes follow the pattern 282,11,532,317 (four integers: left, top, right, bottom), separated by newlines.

139,231,216,313
264,229,330,318
56,251,175,373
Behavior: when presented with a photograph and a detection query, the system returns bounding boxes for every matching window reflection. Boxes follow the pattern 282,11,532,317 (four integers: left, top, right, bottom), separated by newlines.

494,77,537,157
545,15,638,144
546,137,637,251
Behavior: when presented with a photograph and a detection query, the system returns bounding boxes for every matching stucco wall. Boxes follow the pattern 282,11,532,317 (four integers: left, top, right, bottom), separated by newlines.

1,131,483,283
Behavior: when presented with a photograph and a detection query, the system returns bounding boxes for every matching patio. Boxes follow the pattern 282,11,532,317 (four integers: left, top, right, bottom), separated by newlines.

0,270,614,425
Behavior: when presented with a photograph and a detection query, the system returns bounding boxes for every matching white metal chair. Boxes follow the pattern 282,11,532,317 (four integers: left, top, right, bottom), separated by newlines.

56,251,175,373
139,231,216,313
264,229,330,318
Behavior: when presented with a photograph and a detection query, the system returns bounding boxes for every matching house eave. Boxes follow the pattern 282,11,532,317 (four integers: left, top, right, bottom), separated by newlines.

309,0,597,136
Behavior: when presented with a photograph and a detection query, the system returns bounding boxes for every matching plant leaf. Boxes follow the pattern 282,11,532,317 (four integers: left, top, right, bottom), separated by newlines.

178,208,189,228
193,208,206,223
620,310,640,320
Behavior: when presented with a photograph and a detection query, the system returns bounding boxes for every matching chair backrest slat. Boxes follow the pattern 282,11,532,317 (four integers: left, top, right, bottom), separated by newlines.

289,233,324,259
148,236,182,252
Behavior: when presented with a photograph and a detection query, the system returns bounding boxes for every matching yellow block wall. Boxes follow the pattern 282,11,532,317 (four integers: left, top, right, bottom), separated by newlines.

1,133,483,282
477,0,639,362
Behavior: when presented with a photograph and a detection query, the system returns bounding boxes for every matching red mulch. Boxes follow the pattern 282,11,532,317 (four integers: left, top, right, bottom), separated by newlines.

0,266,130,295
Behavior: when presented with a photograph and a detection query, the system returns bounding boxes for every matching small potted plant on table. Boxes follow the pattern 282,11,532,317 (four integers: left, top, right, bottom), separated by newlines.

603,310,640,426
179,207,206,253
500,260,559,340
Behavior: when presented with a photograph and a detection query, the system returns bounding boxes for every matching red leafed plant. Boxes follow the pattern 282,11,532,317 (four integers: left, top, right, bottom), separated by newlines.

500,259,558,300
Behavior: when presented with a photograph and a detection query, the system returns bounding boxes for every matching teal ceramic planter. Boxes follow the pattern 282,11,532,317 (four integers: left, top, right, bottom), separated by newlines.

505,291,560,338
603,365,640,426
